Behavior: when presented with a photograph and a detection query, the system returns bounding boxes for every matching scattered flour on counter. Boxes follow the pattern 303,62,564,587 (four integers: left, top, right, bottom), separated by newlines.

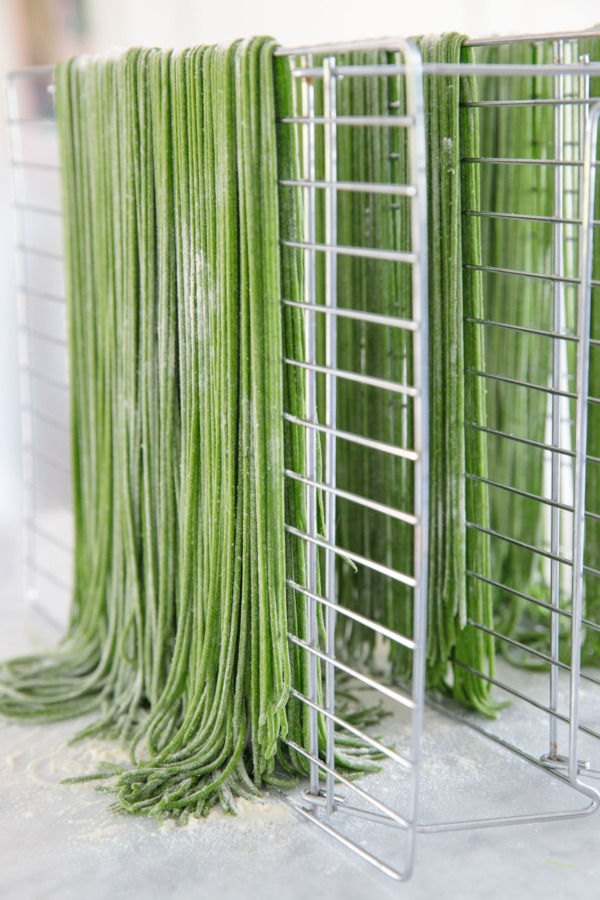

85,741,131,768
235,797,292,822
85,823,125,842
17,736,132,787
1,750,25,773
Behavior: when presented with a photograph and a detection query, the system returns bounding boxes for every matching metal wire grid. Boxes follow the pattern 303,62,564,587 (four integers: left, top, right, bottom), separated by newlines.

273,39,429,880
6,31,600,883
440,32,600,817
7,66,72,630
273,36,600,849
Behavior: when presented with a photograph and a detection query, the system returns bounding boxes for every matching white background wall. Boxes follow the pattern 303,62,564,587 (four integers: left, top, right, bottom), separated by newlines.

0,0,599,528
0,1,25,528
84,0,600,51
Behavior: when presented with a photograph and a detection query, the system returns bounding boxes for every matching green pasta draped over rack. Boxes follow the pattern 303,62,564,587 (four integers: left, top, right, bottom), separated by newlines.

0,33,508,820
0,38,385,820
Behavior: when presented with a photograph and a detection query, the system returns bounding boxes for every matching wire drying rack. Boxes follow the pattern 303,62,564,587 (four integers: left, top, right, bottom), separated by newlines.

6,28,600,884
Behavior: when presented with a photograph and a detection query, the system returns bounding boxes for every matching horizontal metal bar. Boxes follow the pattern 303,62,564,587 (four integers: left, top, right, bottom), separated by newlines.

6,117,55,126
287,635,415,712
285,579,416,650
21,403,69,431
582,615,600,636
290,688,413,770
466,522,572,567
283,737,412,829
466,367,576,400
466,570,571,620
274,38,417,56
17,285,65,305
26,561,70,593
463,30,600,46
455,661,600,743
23,443,70,474
462,156,598,168
465,262,583,286
466,472,573,513
16,243,64,262
19,325,66,348
461,97,596,109
282,298,418,331
429,62,600,76
463,208,600,228
284,469,417,524
468,620,567,669
10,159,60,172
280,799,403,882
25,518,72,555
283,412,418,461
7,65,55,79
285,524,417,587
418,794,600,833
24,477,70,503
278,115,414,127
281,239,417,265
422,699,600,830
465,316,578,343
470,567,600,636
466,421,575,458
294,63,600,79
453,661,571,723
279,177,416,197
284,357,418,397
469,621,600,689
19,365,68,392
276,33,600,55
305,797,407,829
14,202,61,217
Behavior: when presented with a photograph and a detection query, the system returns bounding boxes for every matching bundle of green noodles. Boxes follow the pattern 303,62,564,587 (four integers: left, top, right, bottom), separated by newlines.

0,38,384,820
0,32,538,822
331,35,496,714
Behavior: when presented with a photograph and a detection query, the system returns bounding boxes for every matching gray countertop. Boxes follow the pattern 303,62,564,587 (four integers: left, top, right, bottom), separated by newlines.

1,526,600,900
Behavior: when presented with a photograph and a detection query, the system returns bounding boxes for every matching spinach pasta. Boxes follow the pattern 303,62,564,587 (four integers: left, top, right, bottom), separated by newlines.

0,34,507,821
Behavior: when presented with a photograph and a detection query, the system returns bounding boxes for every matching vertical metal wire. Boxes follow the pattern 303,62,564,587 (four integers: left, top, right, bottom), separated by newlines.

322,56,338,815
300,53,320,802
404,41,429,875
6,77,37,607
569,101,600,781
548,38,565,761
